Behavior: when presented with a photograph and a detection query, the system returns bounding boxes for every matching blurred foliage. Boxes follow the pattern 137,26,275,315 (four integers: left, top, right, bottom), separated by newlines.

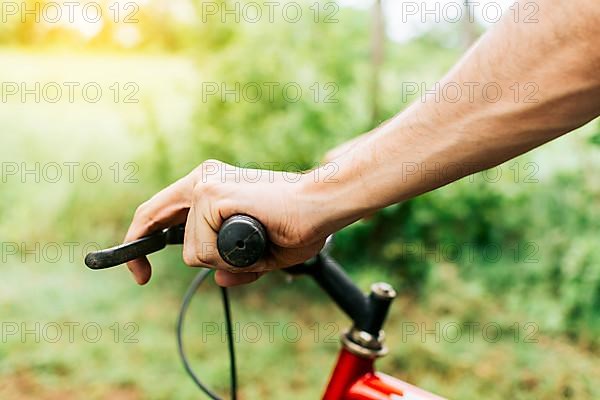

0,0,193,51
1,1,599,399
186,1,372,166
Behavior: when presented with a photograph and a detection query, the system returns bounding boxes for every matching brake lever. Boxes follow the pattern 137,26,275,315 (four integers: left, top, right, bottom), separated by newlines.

85,214,267,270
84,224,185,270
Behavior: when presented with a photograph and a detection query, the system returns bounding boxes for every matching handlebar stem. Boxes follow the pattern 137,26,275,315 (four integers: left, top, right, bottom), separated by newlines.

288,254,396,337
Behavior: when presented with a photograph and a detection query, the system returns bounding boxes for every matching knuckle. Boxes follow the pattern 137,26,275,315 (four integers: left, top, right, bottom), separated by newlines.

198,159,223,175
191,182,204,199
192,180,220,200
190,159,223,186
200,241,219,265
183,240,219,267
133,202,148,218
133,202,158,231
182,246,200,267
182,252,194,267
203,179,220,194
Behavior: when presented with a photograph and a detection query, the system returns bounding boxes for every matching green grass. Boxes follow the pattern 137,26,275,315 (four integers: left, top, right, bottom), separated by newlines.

2,254,599,399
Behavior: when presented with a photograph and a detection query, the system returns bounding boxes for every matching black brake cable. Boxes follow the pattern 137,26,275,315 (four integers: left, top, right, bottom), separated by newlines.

176,268,237,400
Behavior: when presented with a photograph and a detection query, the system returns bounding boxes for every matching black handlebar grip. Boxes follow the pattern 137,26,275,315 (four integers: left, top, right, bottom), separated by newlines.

217,215,267,268
84,224,185,270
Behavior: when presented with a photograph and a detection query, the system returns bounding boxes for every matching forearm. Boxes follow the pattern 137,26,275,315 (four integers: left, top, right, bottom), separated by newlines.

305,0,600,233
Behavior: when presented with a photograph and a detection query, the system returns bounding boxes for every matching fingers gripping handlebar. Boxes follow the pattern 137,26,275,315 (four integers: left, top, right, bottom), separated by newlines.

86,215,396,360
85,215,395,336
84,215,267,269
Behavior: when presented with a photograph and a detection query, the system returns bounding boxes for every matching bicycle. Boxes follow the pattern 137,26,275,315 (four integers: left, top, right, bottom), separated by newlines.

86,215,446,399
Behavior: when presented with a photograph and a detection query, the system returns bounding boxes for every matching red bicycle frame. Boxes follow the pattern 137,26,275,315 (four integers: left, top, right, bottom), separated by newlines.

323,347,445,400
286,252,448,400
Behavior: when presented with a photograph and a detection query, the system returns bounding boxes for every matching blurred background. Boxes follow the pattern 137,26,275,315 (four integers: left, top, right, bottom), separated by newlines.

0,0,599,399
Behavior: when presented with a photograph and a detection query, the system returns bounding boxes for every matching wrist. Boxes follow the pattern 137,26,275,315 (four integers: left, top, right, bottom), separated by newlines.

298,159,374,238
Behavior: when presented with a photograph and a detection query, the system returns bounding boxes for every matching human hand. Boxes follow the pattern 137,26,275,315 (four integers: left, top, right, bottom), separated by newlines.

124,160,327,287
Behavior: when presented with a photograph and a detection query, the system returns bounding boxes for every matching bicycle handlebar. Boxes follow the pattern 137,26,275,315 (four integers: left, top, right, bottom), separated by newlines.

84,215,267,269
287,254,395,336
84,224,185,269
217,215,267,268
85,215,394,342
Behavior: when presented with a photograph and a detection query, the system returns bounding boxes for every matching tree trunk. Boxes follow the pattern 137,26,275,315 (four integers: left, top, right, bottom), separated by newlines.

370,0,385,127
